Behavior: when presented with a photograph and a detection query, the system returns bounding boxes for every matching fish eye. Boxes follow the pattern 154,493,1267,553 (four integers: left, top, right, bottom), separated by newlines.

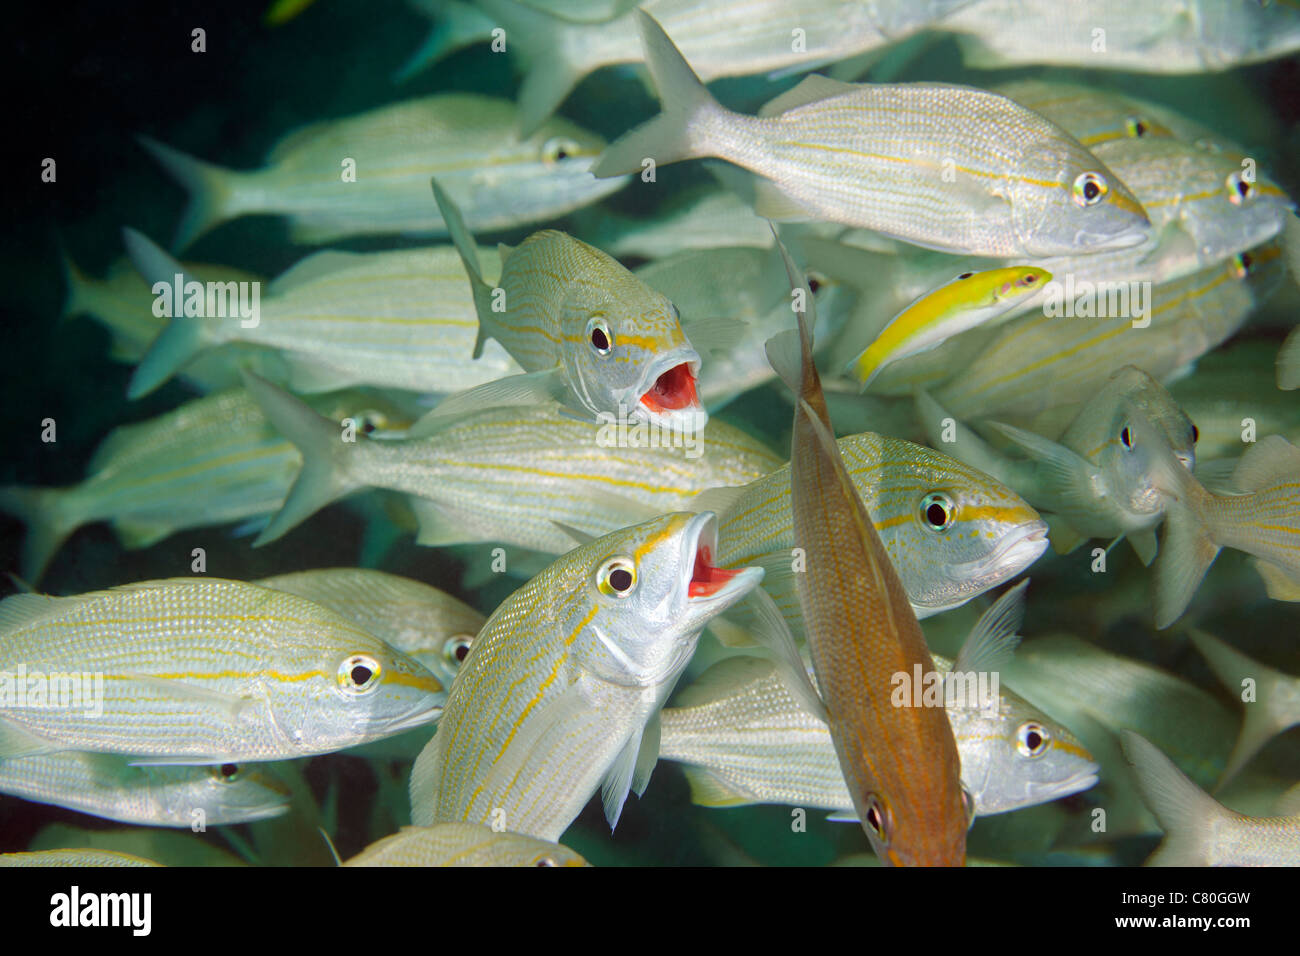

214,763,241,782
535,856,558,867
1072,171,1108,207
587,316,613,355
1225,170,1254,206
1124,116,1148,138
805,272,823,294
920,492,954,532
339,654,382,693
596,556,637,598
863,793,891,843
356,410,389,435
1021,272,1038,284
1017,722,1050,757
1120,425,1134,449
443,633,474,666
541,136,579,164
1231,251,1254,278
957,272,973,280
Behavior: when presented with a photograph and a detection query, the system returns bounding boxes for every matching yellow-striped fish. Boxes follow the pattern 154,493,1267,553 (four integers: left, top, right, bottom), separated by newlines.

244,373,780,552
138,94,627,248
705,432,1047,629
661,583,1099,819
765,235,967,865
123,230,523,398
255,568,485,690
429,180,707,430
408,511,764,840
0,579,444,762
0,388,409,583
0,849,162,867
0,753,289,827
595,11,1151,257
344,823,589,867
847,266,1050,388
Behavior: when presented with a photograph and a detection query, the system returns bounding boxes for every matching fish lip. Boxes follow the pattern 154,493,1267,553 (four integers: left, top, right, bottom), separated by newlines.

1027,762,1101,802
681,512,762,608
382,700,444,734
951,520,1050,579
633,349,707,429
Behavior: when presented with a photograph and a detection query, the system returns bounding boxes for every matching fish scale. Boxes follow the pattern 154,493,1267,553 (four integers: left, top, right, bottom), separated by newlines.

343,822,589,867
713,432,1047,621
595,12,1152,258
409,512,764,841
659,652,1098,818
0,579,444,763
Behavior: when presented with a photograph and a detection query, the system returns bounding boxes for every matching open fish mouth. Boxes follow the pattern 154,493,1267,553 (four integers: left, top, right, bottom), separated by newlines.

955,521,1050,582
636,354,706,428
682,513,761,605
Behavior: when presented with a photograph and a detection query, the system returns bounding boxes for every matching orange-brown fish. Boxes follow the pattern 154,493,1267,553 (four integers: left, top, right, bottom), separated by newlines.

765,233,967,866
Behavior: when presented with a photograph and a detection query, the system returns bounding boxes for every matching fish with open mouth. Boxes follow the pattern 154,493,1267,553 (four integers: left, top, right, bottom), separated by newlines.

425,179,709,432
408,511,764,841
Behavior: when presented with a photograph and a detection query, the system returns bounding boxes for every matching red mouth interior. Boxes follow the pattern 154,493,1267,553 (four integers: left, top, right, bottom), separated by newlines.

688,545,742,598
640,363,699,413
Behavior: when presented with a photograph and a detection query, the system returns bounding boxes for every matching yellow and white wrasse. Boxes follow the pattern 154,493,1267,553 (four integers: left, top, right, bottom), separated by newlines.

701,432,1047,632
933,243,1286,423
405,0,977,134
0,849,162,867
123,231,522,399
1145,429,1300,628
663,585,1098,818
343,823,589,867
244,373,781,553
1121,731,1300,866
255,568,485,691
595,12,1151,258
429,181,707,431
0,578,444,763
942,0,1300,74
138,94,628,249
1188,630,1300,788
0,753,289,828
848,266,1050,388
409,511,765,840
0,388,410,584
767,235,967,865
61,252,262,393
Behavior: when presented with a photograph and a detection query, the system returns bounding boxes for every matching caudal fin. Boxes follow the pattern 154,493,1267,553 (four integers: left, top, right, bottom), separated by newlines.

58,246,94,322
137,135,240,250
1189,629,1300,786
241,372,367,546
392,0,494,83
429,178,496,359
122,228,214,398
476,0,602,136
592,10,727,179
0,486,80,584
1120,730,1223,866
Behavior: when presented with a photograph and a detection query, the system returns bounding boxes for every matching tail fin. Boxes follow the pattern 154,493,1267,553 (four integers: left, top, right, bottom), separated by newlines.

122,228,214,399
476,0,600,136
1189,629,1299,786
592,10,727,179
0,486,80,584
430,178,497,359
1153,497,1219,629
136,135,240,250
1120,730,1223,866
241,372,367,546
393,0,494,82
